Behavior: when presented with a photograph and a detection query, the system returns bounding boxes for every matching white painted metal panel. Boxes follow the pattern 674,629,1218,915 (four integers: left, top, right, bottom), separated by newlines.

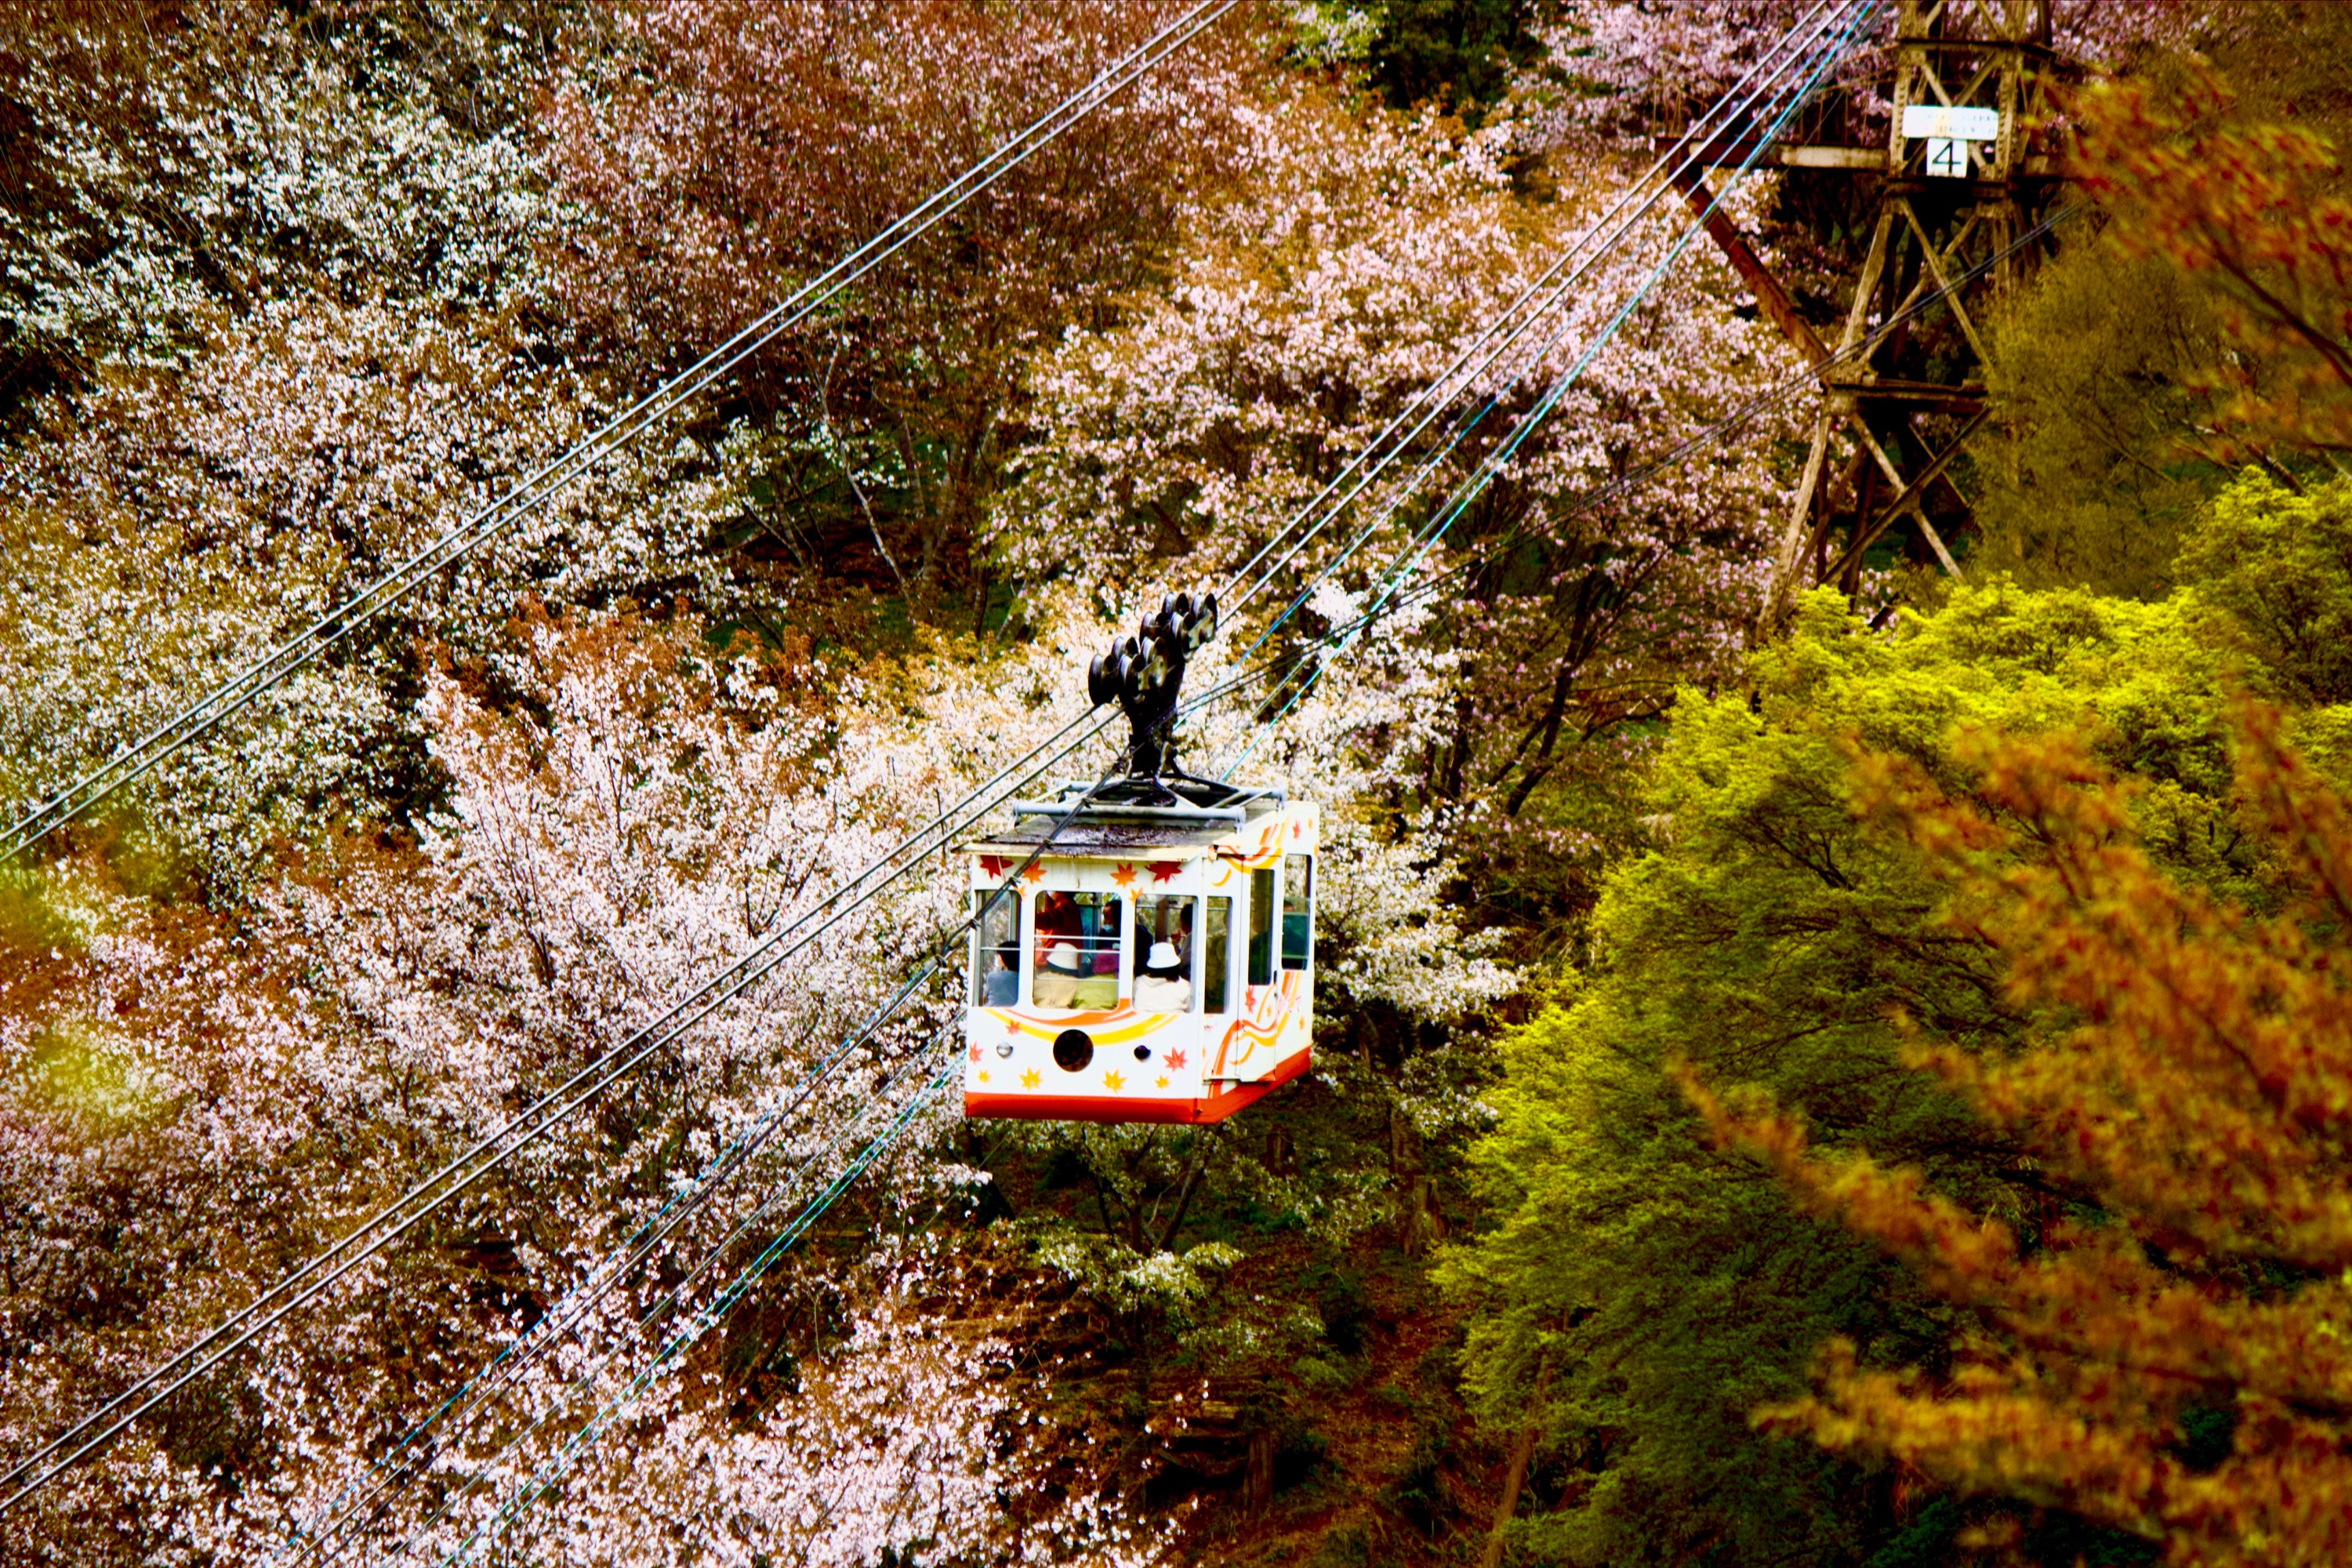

1902,103,2001,142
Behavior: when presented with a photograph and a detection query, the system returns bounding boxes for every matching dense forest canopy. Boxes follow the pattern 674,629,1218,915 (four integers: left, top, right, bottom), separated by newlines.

3,0,2351,1563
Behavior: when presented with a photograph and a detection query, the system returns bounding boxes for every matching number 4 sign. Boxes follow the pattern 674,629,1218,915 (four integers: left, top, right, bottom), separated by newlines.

1901,103,2002,179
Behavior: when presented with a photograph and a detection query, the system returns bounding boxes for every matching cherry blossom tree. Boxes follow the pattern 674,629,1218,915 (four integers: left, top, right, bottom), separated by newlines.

538,0,1283,614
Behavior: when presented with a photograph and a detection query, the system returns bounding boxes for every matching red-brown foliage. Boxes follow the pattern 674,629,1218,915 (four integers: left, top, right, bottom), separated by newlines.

1688,706,2352,1562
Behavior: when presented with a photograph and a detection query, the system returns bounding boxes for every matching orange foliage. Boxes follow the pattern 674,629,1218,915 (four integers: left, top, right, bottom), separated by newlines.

2074,69,2352,456
1683,706,2352,1562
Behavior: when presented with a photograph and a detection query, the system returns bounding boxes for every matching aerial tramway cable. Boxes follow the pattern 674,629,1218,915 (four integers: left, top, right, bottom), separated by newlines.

5,5,1849,1510
0,704,1112,1510
401,1047,960,1568
2,0,1281,1458
282,774,1127,1566
1221,0,1884,689
339,768,1127,1563
359,9,1906,1557
1225,204,2082,768
10,0,1899,1527
426,1060,962,1567
0,0,1246,864
278,960,957,1565
1214,0,1864,623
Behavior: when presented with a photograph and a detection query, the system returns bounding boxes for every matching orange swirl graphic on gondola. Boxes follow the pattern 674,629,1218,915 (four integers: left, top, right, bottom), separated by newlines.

1214,817,1287,871
1213,972,1300,1075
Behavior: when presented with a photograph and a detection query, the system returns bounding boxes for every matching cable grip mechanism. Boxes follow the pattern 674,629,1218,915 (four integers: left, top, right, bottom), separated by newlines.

1085,590,1218,782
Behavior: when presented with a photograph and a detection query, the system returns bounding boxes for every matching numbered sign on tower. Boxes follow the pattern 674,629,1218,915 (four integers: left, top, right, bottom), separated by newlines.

1901,103,2002,179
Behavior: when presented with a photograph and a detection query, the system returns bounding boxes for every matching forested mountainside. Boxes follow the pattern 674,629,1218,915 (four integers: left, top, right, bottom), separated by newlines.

4,2,2351,1563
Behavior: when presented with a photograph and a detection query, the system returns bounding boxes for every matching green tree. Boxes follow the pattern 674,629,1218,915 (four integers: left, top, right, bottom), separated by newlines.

1970,239,2236,598
2176,471,2352,707
1439,579,2255,1564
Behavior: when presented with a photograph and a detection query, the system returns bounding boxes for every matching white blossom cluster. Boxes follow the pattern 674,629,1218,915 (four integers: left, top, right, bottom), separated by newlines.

1008,81,1800,682
3,5,554,371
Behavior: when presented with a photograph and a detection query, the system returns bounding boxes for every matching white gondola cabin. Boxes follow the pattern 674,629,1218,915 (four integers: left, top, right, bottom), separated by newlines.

960,779,1317,1124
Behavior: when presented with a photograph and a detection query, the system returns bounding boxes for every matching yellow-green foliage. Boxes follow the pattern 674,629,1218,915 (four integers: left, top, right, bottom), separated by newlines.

2178,471,2352,708
1439,580,2257,1564
1970,238,2233,599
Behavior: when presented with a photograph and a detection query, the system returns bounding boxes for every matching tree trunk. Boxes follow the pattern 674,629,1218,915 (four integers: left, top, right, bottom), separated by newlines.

1246,1427,1275,1515
1479,1423,1539,1568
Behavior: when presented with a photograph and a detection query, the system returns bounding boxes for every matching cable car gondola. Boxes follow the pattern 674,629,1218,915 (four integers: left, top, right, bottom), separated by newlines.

960,593,1316,1124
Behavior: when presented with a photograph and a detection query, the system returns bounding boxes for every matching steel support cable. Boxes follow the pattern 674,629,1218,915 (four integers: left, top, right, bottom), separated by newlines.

1219,0,1881,679
1354,203,2082,645
362,760,1120,1563
1169,209,2076,759
1226,203,2082,764
1212,0,1888,770
20,4,1850,1502
1220,0,1882,699
389,1040,956,1568
278,958,954,1566
433,1062,961,1568
0,0,1244,863
0,702,1116,1509
1209,0,1857,624
310,178,2044,1558
289,769,1123,1563
366,182,2031,1552
13,0,1890,1519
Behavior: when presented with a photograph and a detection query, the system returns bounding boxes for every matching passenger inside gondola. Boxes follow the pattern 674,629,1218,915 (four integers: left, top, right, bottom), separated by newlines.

1134,940,1190,1012
1035,942,1083,1007
1034,890,1122,1010
1134,894,1195,1012
973,887,1022,1007
1034,890,1080,966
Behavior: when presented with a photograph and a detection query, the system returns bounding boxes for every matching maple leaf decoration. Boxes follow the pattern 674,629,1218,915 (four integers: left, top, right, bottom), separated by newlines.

980,855,1007,880
1149,861,1181,884
1102,1069,1126,1092
967,1044,982,1064
1111,863,1138,890
1018,1069,1040,1090
1019,859,1048,885
1166,1050,1187,1069
1154,1075,1170,1089
976,1070,990,1085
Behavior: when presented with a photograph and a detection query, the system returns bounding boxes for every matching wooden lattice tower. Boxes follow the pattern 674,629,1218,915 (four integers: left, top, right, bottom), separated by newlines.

1687,0,2071,626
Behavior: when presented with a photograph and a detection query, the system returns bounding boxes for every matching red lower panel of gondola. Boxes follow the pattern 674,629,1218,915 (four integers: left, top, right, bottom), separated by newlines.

963,1047,1311,1123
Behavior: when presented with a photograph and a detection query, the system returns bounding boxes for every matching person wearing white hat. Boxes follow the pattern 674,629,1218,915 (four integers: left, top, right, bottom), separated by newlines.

1034,941,1084,1008
1134,940,1190,1013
